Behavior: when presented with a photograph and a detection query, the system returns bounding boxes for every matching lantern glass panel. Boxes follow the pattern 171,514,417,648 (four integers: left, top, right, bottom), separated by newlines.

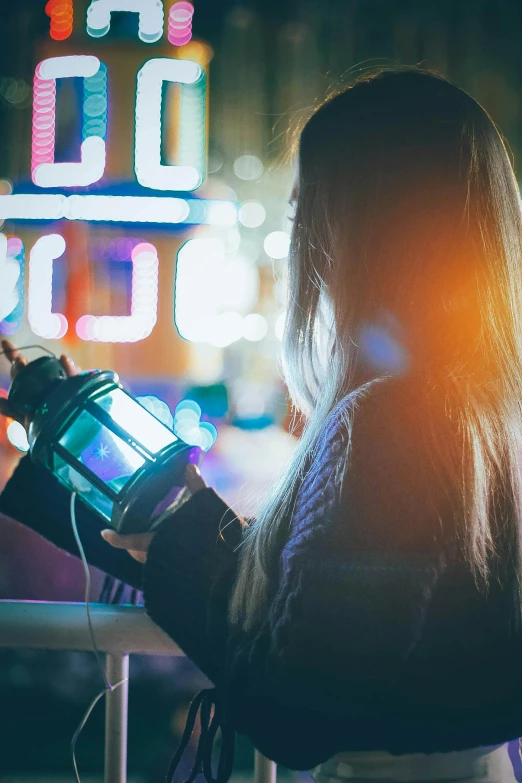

95,388,177,454
58,409,145,493
54,452,114,522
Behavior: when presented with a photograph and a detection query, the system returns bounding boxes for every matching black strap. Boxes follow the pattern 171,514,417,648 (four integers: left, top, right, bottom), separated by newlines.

166,687,236,783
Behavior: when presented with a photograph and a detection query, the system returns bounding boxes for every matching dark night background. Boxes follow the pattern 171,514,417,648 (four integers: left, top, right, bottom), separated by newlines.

1,1,522,781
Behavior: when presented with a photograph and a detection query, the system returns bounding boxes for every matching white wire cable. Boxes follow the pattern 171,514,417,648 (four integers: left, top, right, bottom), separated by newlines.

69,492,128,783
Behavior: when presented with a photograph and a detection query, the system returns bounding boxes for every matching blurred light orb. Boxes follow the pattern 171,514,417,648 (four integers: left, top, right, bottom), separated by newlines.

199,421,218,444
207,150,224,174
172,400,218,451
223,227,241,253
243,313,268,342
7,420,29,452
136,395,174,429
275,311,286,341
239,238,261,265
175,399,202,418
206,201,237,226
233,155,264,181
264,231,290,259
238,201,266,229
210,311,244,347
0,180,13,196
174,408,201,426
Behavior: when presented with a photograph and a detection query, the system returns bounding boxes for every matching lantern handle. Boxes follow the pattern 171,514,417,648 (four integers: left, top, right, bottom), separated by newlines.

0,344,56,361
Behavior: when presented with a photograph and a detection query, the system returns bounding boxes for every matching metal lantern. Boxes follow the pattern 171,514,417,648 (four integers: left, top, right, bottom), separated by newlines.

8,356,204,534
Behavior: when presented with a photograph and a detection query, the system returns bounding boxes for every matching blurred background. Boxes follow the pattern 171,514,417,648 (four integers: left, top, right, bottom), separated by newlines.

0,0,521,780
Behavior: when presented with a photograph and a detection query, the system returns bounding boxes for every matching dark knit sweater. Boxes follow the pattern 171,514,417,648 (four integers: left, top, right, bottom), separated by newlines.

2,380,522,782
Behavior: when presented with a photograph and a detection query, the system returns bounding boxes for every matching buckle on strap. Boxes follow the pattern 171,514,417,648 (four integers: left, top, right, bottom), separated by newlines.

166,687,236,783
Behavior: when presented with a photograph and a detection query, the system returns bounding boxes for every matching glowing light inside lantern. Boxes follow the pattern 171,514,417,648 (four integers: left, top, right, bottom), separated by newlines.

28,234,68,339
135,395,174,430
95,388,175,453
0,235,25,336
46,0,74,41
168,2,194,46
32,56,107,188
135,58,206,191
86,0,164,43
76,241,158,342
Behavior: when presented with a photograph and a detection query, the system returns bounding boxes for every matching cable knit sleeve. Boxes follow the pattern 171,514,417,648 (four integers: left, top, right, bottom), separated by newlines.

0,454,143,589
143,486,245,687
142,394,445,770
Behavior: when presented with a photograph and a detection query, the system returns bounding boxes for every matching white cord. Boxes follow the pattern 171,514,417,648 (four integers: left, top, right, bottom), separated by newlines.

69,491,128,783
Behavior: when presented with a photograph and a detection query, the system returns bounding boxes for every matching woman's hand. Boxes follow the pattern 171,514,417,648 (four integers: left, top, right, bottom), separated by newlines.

100,463,207,563
0,339,80,428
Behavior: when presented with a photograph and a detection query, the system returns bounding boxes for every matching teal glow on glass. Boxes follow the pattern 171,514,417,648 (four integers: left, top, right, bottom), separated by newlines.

8,356,205,534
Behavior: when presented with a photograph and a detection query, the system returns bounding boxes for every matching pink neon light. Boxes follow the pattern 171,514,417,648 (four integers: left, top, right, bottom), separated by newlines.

76,242,159,343
7,237,23,252
168,2,194,46
46,0,73,41
32,65,56,180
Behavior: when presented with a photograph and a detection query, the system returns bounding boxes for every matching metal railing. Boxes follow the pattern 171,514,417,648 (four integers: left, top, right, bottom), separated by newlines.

0,601,277,783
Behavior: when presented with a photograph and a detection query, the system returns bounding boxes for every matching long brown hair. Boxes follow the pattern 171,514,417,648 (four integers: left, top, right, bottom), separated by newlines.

228,63,522,632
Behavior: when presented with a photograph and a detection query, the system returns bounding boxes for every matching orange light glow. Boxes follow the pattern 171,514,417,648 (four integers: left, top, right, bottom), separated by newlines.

45,0,74,41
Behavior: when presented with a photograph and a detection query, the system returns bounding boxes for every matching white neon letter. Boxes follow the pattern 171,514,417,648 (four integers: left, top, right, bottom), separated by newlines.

174,239,259,345
0,235,24,335
135,58,206,192
86,0,164,43
32,56,107,188
76,242,158,343
28,234,68,339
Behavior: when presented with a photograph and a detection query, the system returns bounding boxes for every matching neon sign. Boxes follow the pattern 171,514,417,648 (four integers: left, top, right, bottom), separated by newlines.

46,0,74,41
135,58,205,190
76,241,159,342
28,233,68,340
32,56,108,187
86,0,165,42
0,0,228,217
0,1,237,344
0,235,25,335
168,2,194,46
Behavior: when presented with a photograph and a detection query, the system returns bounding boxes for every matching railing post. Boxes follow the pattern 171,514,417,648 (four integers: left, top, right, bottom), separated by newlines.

254,750,277,783
105,653,129,783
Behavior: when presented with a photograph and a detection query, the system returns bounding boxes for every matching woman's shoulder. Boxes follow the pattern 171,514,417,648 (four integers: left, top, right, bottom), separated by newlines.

337,376,454,552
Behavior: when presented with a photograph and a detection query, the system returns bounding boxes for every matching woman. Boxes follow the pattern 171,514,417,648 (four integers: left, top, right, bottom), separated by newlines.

2,63,522,783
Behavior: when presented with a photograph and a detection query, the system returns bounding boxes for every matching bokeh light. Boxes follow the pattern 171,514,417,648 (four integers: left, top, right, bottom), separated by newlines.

173,399,218,451
275,312,286,341
45,0,73,41
263,231,290,259
209,311,244,348
168,2,194,46
86,0,164,43
135,396,174,430
233,155,264,181
238,201,266,228
28,233,68,340
242,313,268,342
7,420,29,453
